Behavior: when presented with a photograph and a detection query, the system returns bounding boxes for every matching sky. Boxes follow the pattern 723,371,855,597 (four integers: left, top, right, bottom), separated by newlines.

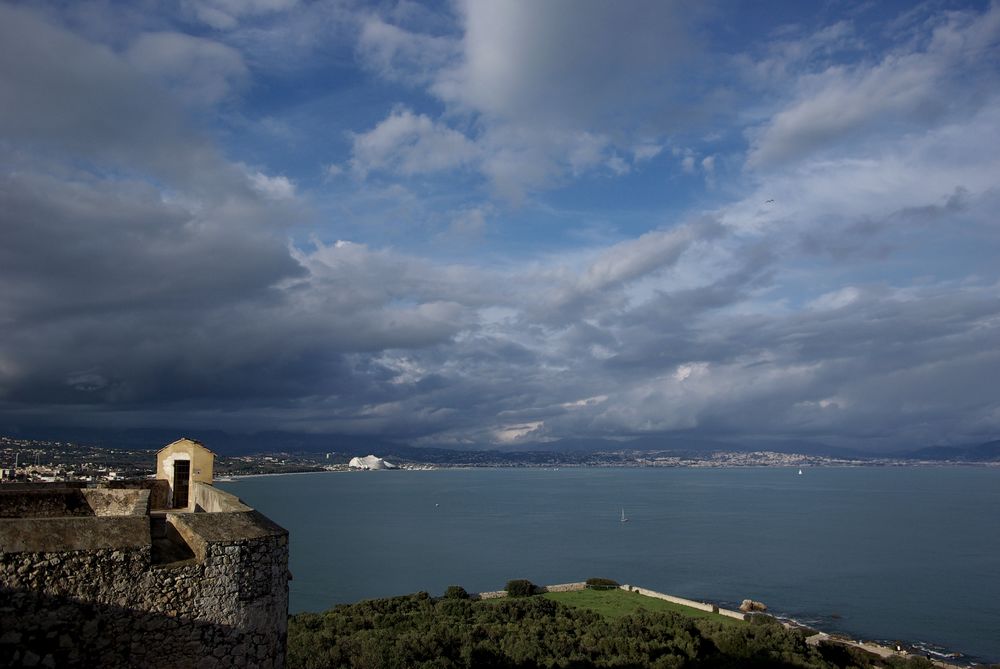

1,0,999,451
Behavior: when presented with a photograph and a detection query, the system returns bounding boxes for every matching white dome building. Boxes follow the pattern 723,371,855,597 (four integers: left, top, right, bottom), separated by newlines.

348,454,397,470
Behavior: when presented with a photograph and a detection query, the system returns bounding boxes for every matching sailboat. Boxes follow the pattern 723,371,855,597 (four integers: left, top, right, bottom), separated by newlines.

798,468,803,475
620,507,629,523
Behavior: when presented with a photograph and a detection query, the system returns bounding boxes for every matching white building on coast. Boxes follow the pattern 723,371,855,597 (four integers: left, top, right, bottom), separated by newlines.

348,455,397,470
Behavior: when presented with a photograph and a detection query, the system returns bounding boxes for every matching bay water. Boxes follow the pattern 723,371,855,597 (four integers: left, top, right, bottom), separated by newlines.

220,467,1000,662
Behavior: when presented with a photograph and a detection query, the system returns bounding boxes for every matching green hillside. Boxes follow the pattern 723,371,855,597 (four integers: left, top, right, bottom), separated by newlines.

287,589,937,669
543,588,743,625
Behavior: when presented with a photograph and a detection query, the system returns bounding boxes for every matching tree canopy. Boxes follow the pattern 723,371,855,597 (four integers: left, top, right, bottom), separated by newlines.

288,591,937,669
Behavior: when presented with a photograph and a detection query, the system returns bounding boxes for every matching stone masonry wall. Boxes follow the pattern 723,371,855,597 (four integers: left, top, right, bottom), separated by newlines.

80,488,149,517
102,479,170,511
0,489,93,519
0,506,288,668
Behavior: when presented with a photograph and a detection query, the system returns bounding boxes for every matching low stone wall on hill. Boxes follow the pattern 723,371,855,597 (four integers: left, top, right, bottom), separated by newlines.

472,582,746,623
474,581,595,599
541,582,587,593
620,584,747,621
0,483,289,669
475,589,508,600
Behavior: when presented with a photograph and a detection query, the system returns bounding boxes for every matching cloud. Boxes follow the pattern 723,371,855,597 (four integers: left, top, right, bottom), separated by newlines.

0,5,206,184
249,171,296,200
493,421,544,444
433,0,695,127
632,143,663,162
349,107,480,178
356,14,457,85
0,169,300,321
347,1,711,198
181,0,300,30
126,32,249,107
3,2,1000,451
449,206,490,236
747,4,1000,167
807,286,861,311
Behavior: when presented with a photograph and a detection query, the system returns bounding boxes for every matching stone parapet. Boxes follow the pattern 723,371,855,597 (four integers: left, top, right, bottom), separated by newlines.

0,482,288,668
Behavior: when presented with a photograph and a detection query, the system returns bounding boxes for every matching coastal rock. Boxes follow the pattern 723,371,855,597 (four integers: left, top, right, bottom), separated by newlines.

739,599,768,613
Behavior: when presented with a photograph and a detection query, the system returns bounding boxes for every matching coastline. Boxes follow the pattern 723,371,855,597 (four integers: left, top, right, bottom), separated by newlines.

476,582,972,668
223,467,999,663
621,585,969,668
761,609,976,667
220,466,444,481
570,584,973,668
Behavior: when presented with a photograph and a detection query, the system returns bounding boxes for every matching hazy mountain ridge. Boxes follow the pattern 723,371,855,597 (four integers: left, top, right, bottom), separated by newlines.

902,439,1000,462
4,425,998,463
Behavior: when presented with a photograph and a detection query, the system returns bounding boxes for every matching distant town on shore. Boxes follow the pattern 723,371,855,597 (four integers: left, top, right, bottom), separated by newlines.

2,432,997,484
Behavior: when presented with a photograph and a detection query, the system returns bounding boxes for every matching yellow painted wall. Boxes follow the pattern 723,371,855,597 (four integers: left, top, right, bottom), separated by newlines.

156,438,215,509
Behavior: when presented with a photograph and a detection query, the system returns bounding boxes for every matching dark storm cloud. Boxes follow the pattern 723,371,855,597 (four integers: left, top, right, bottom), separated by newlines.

0,170,299,321
1,1,999,451
0,4,228,190
0,5,470,426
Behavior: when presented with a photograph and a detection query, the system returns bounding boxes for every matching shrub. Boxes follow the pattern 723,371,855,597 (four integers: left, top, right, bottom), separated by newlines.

585,577,620,589
747,613,781,627
505,579,536,597
443,585,469,600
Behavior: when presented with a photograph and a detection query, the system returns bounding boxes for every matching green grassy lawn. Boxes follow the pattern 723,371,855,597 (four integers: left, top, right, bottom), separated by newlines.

544,588,745,626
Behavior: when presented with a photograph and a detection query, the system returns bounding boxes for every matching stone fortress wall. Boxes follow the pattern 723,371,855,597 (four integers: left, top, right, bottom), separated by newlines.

0,478,289,668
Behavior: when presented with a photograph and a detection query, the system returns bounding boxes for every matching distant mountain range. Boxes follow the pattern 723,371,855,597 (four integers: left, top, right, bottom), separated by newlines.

494,434,875,459
901,439,1000,462
3,425,998,463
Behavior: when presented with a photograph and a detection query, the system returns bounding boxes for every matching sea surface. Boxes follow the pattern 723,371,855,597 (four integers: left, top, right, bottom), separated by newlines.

219,466,1000,662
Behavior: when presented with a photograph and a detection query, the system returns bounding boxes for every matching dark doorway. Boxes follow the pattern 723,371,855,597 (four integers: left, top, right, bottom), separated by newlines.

173,460,190,508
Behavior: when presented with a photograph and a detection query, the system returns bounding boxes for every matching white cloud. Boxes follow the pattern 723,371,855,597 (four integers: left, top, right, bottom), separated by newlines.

748,4,1000,167
249,171,296,200
375,355,426,385
493,421,543,443
633,143,664,162
736,20,862,90
606,155,630,176
348,2,708,198
808,286,861,311
581,224,708,293
356,15,456,85
566,132,610,175
350,108,479,178
561,395,608,409
673,363,707,382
